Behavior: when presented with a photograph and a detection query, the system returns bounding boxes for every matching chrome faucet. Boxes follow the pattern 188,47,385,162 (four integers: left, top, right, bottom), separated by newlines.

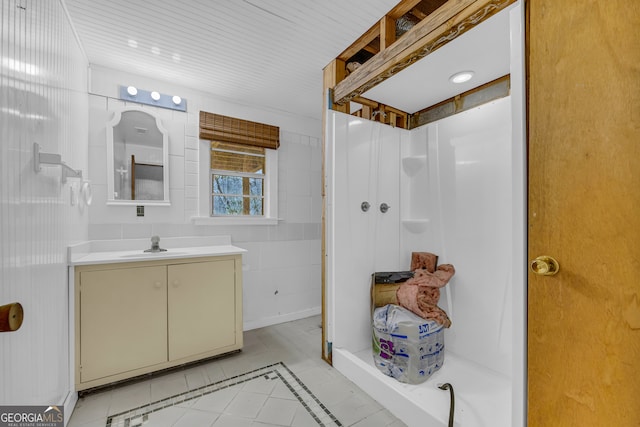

144,235,167,253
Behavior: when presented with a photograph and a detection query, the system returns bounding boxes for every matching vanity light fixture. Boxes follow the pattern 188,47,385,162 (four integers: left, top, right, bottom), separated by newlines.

119,85,187,112
449,71,474,84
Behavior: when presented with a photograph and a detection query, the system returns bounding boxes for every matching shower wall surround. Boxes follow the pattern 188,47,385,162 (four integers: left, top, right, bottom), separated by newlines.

87,65,322,330
326,97,524,427
326,4,525,425
0,0,89,413
326,115,408,353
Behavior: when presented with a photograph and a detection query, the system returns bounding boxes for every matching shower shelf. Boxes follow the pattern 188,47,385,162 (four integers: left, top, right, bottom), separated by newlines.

401,219,430,233
401,155,427,176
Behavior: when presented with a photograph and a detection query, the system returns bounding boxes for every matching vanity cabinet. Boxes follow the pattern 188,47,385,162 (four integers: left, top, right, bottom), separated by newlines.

79,266,168,383
74,255,242,390
168,259,236,360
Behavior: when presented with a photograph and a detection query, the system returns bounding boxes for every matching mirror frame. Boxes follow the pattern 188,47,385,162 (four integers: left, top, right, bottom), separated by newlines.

106,107,170,206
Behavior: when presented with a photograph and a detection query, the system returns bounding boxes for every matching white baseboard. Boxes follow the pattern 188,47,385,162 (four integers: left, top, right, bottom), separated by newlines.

63,390,78,427
243,307,321,331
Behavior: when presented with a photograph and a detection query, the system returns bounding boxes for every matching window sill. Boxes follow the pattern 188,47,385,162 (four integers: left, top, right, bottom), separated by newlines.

191,216,280,226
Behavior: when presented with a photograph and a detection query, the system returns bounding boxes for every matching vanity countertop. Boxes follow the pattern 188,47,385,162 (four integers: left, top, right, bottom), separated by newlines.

68,236,246,266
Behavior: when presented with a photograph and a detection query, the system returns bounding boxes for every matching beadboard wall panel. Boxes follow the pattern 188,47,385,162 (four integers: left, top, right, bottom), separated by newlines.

0,0,88,408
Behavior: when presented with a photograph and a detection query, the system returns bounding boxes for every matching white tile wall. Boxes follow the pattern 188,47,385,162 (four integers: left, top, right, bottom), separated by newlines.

86,65,323,330
0,0,88,409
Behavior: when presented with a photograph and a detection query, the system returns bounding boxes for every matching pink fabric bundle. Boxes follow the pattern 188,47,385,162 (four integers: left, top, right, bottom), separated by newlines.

410,252,438,272
396,252,455,327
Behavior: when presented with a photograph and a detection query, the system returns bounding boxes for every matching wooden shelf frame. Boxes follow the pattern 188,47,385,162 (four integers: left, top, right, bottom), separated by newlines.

323,0,517,130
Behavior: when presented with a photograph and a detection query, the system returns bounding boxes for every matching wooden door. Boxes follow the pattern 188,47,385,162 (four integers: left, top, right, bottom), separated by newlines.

168,259,236,361
527,1,640,425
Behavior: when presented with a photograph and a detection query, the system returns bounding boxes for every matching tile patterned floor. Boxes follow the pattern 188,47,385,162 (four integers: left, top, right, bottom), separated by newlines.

68,315,406,427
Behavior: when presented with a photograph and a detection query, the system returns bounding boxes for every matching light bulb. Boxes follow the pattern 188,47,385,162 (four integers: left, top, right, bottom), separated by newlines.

126,86,138,96
150,91,161,101
172,95,182,105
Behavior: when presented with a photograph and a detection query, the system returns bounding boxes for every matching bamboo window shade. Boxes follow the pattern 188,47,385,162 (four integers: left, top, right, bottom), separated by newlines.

200,111,280,149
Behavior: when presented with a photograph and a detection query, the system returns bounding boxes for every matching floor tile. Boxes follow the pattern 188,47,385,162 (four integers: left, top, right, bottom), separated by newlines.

173,408,219,427
67,315,406,427
350,409,405,427
191,385,240,413
255,397,298,425
224,391,269,418
291,406,321,427
107,381,151,415
150,371,189,401
211,413,252,426
68,391,111,426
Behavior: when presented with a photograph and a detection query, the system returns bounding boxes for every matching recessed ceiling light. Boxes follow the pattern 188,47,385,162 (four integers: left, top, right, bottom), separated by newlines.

449,71,474,84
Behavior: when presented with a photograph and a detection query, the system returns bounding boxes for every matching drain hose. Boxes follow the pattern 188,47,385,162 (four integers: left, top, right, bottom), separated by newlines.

438,383,455,427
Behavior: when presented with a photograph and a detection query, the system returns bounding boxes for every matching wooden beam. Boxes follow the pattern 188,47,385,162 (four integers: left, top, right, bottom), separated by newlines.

323,59,348,113
337,22,380,61
321,57,351,365
351,96,380,108
333,0,517,105
361,105,372,120
410,74,510,127
388,0,425,19
380,15,396,50
410,7,429,20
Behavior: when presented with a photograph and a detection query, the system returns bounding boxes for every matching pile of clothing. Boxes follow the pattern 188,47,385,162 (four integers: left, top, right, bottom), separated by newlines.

396,252,455,327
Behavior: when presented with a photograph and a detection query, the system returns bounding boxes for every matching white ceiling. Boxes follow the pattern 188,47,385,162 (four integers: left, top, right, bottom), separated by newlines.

362,9,511,114
63,0,510,120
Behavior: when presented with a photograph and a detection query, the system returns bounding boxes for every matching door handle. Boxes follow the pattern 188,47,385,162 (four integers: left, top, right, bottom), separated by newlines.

530,255,560,276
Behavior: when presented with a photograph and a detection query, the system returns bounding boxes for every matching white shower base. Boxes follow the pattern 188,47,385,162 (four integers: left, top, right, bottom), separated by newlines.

333,348,511,427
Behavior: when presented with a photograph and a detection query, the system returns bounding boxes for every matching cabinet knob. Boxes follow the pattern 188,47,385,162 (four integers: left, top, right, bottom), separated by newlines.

153,281,162,289
172,280,180,288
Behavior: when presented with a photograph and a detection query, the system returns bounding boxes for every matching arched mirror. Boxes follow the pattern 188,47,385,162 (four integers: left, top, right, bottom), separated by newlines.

106,108,170,205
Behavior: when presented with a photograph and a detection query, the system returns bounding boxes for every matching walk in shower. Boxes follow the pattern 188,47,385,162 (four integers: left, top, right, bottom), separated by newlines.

324,5,525,426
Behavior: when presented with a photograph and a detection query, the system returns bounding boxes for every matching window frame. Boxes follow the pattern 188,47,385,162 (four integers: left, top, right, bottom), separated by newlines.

210,144,266,217
194,139,278,225
210,170,265,216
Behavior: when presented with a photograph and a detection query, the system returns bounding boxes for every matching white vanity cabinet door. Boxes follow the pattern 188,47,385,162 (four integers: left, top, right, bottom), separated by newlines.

167,259,236,361
79,266,168,383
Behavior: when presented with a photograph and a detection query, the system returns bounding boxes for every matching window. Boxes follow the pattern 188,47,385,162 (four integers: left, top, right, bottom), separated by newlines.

210,141,265,216
197,111,279,224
